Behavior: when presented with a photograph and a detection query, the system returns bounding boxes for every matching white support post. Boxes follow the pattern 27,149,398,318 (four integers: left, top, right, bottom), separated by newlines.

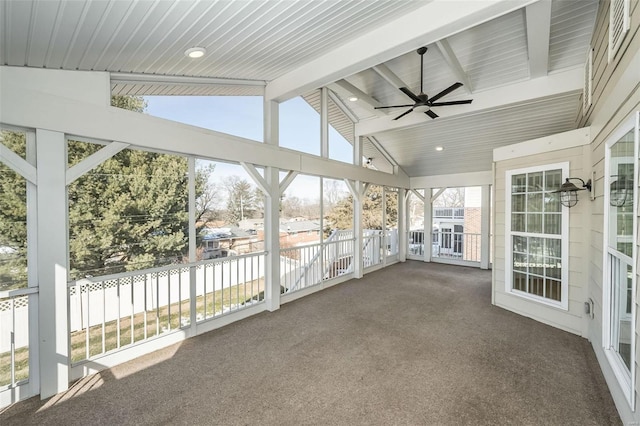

321,87,329,159
382,187,387,267
264,99,281,310
265,167,281,311
480,184,491,270
424,187,433,262
354,135,363,167
26,130,40,396
36,129,69,399
399,188,407,262
188,157,197,335
353,181,364,278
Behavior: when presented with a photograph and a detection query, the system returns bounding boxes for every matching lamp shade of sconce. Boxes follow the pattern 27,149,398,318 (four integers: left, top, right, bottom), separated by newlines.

553,177,592,208
610,175,633,207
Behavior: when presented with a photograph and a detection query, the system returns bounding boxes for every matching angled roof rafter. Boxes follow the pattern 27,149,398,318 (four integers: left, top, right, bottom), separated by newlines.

265,0,537,102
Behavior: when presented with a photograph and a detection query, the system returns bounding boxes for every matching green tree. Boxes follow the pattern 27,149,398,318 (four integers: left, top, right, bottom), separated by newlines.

324,185,397,234
0,131,28,290
0,96,216,285
223,176,257,225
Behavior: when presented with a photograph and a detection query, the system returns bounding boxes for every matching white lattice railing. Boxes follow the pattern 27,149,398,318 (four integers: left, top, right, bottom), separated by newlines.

0,287,36,390
67,251,266,364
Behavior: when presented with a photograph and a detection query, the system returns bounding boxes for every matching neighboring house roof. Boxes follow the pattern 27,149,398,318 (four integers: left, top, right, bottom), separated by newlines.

201,227,252,241
281,220,321,233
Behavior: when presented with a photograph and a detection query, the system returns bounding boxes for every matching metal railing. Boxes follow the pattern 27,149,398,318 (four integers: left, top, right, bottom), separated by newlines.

0,287,36,390
67,251,266,363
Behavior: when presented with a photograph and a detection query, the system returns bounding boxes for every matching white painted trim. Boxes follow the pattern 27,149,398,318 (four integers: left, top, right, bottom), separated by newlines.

265,0,536,101
279,170,298,194
372,63,411,92
493,127,591,162
411,170,493,189
241,162,270,197
110,72,267,88
65,141,129,185
525,0,552,78
0,142,37,184
504,162,570,311
327,89,359,124
602,111,639,410
357,68,583,135
0,76,408,189
435,39,473,92
332,80,386,116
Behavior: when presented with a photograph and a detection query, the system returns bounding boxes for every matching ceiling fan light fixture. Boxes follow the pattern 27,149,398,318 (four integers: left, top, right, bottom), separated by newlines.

185,47,206,58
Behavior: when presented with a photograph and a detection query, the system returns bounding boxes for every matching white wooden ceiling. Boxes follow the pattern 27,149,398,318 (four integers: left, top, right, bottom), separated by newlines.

0,0,599,179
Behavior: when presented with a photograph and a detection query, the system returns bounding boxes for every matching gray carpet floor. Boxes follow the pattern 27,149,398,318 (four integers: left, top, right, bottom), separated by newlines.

1,261,621,425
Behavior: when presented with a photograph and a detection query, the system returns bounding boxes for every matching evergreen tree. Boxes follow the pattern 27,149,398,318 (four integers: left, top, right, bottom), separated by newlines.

223,176,257,225
324,185,398,233
0,131,28,290
0,95,215,286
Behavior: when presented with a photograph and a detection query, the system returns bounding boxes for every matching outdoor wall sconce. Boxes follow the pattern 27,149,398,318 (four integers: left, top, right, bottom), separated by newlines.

553,177,592,208
609,175,633,207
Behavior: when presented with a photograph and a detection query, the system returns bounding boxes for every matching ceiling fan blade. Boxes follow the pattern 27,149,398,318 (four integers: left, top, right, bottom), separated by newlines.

399,87,421,103
374,104,415,109
429,82,463,103
429,100,473,106
393,108,414,120
425,110,439,119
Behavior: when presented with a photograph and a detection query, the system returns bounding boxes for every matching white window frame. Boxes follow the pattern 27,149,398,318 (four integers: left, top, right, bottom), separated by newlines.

505,162,569,310
602,111,639,410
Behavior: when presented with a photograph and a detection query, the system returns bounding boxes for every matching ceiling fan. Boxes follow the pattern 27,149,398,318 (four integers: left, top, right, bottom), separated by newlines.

374,46,473,120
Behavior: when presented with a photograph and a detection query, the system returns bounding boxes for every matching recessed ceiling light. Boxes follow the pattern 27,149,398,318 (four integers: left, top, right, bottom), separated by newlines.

435,146,444,151
185,47,206,58
348,96,358,102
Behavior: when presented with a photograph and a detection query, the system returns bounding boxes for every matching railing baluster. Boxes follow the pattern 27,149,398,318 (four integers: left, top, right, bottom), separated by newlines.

116,278,121,349
143,274,148,340
130,277,134,345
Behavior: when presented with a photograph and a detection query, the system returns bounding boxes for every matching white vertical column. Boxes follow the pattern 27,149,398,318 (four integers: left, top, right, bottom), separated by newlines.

353,181,363,278
36,129,69,398
26,130,40,396
264,99,281,311
188,157,197,334
320,87,329,159
264,167,281,311
424,187,432,262
480,184,491,270
382,187,387,267
398,188,406,262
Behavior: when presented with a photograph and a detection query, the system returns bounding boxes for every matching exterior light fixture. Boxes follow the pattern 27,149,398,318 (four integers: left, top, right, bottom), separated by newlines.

348,96,358,102
610,175,633,207
435,146,444,151
185,47,206,58
553,177,592,208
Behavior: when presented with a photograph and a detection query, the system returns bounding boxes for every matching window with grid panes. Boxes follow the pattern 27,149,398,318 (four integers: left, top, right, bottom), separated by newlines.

507,165,565,306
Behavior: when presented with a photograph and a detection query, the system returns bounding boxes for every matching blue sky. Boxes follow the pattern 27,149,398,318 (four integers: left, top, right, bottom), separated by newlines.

143,95,353,200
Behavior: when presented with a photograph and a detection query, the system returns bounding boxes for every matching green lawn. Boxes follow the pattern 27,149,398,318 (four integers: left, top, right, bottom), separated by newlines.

0,278,265,386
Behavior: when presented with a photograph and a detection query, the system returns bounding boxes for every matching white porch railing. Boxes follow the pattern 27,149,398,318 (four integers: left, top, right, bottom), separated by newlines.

432,230,481,262
409,230,482,264
363,230,384,268
280,230,355,294
67,251,266,364
0,287,36,391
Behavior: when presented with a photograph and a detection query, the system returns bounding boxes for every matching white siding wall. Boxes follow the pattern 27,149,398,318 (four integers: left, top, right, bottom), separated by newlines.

580,0,640,422
493,143,591,336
